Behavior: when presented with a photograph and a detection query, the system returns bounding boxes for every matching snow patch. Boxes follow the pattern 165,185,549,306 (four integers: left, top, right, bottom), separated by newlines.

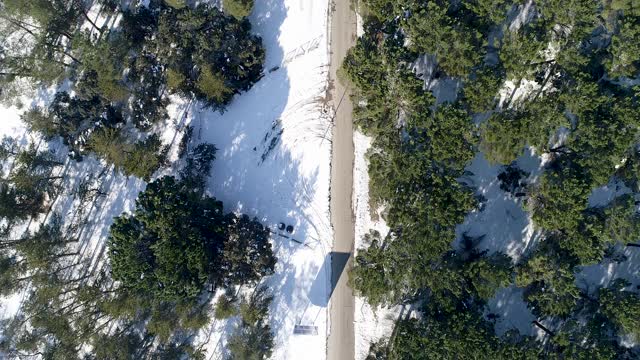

456,150,545,262
353,131,396,359
486,286,538,337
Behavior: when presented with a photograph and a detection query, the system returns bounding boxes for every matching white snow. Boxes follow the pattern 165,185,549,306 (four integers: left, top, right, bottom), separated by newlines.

188,0,333,359
576,247,640,292
413,54,462,104
1,1,334,359
82,3,122,34
457,149,548,338
588,180,632,208
352,131,397,360
508,0,536,32
486,286,539,337
0,106,28,144
455,149,545,262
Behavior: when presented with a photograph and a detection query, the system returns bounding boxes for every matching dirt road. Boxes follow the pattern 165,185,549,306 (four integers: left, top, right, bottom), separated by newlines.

327,0,357,359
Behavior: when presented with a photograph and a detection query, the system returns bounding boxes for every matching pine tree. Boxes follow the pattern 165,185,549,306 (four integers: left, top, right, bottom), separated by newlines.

228,286,274,360
220,214,276,287
599,279,640,342
223,0,254,19
196,67,234,105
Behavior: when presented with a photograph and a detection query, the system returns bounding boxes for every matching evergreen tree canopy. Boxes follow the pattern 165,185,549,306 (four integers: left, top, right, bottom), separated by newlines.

108,176,275,301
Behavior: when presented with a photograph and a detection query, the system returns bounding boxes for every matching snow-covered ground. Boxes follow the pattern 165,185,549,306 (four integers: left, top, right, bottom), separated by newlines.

454,149,545,337
0,92,151,329
455,149,546,262
0,0,333,358
352,131,398,360
190,0,333,359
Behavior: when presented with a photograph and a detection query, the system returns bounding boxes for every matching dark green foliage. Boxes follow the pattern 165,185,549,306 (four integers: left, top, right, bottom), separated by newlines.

463,253,512,301
227,286,274,360
480,97,568,164
214,293,238,320
349,231,400,307
223,0,254,19
5,0,640,357
516,251,580,317
152,343,206,360
179,143,218,189
0,2,272,357
127,53,169,130
405,3,483,77
154,4,264,108
16,220,77,272
44,79,125,156
105,172,274,352
108,176,225,301
0,252,23,296
9,0,265,179
499,27,548,81
599,279,640,341
559,194,640,264
89,128,166,181
406,103,477,172
537,0,599,34
220,214,276,287
122,135,166,181
464,0,515,25
196,67,234,105
389,312,538,360
543,299,629,360
368,139,476,228
339,32,392,136
91,332,145,360
463,66,505,113
607,13,640,78
75,35,128,102
347,1,480,314
0,146,63,221
529,166,592,232
108,176,276,301
349,0,640,358
617,150,640,192
567,99,639,187
21,107,57,139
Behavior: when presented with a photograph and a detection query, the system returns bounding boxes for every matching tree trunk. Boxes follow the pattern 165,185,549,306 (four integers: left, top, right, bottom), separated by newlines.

528,59,556,67
0,72,31,77
55,251,79,259
0,16,39,37
504,78,523,109
532,63,557,102
549,145,569,154
52,261,82,274
75,1,102,33
532,320,554,336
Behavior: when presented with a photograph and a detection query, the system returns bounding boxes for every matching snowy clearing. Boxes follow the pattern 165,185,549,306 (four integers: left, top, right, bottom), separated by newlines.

188,0,333,358
0,0,333,358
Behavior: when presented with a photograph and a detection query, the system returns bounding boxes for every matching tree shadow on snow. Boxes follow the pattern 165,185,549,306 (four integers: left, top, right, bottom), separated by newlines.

192,0,333,356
